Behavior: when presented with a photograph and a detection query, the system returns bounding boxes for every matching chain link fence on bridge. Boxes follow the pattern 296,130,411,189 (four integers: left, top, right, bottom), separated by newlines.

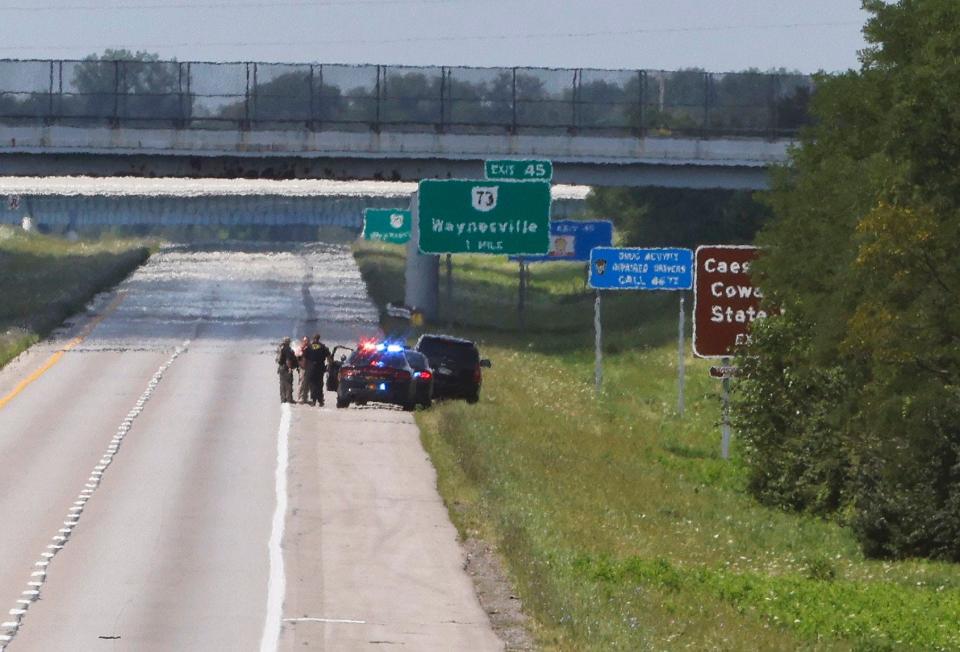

0,59,814,137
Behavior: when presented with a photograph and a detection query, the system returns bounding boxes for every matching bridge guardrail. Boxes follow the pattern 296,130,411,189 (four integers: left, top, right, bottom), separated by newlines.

0,59,814,138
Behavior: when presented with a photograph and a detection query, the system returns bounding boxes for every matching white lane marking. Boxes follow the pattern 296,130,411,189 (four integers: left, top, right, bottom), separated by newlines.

282,618,367,625
0,340,189,647
259,403,291,652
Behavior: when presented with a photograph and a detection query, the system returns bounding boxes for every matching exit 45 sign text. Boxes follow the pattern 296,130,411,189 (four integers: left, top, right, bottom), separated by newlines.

484,159,553,181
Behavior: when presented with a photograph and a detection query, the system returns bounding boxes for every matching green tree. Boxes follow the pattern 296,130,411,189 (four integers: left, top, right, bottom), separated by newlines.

734,0,960,560
586,186,772,249
70,49,180,122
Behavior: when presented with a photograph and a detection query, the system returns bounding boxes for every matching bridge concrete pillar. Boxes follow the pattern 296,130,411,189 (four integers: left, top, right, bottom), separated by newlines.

404,192,439,322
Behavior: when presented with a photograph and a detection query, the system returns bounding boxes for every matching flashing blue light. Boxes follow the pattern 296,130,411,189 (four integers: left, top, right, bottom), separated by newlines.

386,344,403,353
378,382,387,391
375,343,386,351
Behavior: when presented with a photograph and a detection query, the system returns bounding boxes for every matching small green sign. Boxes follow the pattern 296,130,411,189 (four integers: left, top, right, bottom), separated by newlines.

485,159,553,181
363,208,411,244
418,179,551,255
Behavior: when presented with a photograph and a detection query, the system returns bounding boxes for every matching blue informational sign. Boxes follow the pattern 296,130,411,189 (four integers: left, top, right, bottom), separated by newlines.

588,247,694,291
512,219,614,262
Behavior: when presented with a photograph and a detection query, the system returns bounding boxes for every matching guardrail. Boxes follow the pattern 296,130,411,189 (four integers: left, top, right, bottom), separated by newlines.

0,59,814,138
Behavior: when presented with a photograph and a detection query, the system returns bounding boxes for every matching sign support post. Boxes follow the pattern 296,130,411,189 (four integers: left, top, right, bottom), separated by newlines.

445,253,453,328
518,259,527,331
678,295,686,417
404,192,439,321
594,290,603,394
721,356,732,459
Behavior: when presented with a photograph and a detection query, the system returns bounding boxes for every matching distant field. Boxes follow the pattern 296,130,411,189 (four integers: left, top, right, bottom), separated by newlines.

354,240,960,651
0,226,150,368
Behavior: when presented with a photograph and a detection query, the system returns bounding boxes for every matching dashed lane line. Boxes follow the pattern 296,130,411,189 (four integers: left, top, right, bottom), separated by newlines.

0,339,190,651
0,292,127,411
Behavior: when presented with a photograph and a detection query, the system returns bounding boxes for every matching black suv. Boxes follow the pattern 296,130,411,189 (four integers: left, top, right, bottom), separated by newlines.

414,334,490,403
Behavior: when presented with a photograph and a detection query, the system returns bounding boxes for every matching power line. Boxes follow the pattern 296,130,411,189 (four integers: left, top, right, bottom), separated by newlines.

0,0,476,10
0,21,863,53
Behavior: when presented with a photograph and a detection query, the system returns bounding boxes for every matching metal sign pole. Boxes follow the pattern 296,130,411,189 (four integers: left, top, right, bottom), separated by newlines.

678,295,686,417
721,355,731,459
446,253,453,328
518,259,526,331
594,290,602,394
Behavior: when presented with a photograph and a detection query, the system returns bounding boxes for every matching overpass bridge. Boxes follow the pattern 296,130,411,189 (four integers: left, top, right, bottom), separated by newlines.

0,59,812,189
0,176,589,229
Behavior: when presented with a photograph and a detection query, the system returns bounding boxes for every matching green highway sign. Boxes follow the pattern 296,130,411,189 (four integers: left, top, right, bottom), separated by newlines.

418,179,551,255
363,208,411,244
484,159,553,181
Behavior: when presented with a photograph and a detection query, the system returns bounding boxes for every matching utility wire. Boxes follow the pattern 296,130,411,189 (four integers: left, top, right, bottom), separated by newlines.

0,0,479,10
0,21,863,53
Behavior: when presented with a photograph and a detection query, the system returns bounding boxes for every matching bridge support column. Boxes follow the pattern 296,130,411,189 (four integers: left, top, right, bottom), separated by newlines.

404,192,439,322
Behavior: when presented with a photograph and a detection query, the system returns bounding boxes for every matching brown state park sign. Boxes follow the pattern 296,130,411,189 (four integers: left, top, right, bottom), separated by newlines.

693,245,772,358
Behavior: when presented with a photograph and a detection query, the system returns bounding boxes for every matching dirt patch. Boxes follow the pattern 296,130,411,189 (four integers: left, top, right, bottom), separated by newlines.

462,537,536,651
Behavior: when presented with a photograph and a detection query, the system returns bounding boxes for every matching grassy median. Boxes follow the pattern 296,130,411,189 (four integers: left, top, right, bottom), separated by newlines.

0,226,150,368
354,240,960,651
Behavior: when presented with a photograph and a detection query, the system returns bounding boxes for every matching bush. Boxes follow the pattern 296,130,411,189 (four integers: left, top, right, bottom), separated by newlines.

733,315,856,515
734,0,960,560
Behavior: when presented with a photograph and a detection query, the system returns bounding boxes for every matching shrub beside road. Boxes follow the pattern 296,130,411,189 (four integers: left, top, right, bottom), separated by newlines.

354,240,960,650
0,226,149,368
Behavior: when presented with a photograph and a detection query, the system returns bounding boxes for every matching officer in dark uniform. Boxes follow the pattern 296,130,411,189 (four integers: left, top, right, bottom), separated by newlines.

303,334,333,406
276,337,298,404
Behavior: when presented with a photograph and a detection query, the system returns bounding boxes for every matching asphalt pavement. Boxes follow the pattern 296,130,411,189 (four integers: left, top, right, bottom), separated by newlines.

0,244,501,651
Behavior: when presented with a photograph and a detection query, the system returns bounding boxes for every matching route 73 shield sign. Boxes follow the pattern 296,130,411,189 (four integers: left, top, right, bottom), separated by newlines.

471,186,498,212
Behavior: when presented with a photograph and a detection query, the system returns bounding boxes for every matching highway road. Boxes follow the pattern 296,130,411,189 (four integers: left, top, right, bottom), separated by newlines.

0,244,502,651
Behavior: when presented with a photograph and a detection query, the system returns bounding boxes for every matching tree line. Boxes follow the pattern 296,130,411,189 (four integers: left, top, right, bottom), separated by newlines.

0,50,811,135
731,0,960,561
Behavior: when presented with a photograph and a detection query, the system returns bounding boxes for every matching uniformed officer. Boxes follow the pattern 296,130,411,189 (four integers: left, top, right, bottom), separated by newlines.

276,337,298,404
303,334,333,406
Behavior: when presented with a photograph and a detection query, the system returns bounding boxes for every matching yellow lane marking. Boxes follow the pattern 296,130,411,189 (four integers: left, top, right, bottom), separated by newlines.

0,292,127,411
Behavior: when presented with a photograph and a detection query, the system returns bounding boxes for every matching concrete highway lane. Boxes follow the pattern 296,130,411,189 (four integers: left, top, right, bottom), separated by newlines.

0,244,501,651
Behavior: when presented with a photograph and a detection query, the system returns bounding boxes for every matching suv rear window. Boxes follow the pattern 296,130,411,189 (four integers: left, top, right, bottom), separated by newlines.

404,350,429,371
417,337,479,367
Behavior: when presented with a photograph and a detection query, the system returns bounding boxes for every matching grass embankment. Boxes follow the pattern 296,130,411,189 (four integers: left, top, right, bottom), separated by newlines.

0,226,150,368
353,240,960,651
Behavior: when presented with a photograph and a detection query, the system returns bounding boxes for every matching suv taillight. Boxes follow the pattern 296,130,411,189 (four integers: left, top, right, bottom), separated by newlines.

473,365,482,383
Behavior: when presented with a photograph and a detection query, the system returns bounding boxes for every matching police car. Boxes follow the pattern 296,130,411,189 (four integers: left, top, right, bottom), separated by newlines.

334,340,434,411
